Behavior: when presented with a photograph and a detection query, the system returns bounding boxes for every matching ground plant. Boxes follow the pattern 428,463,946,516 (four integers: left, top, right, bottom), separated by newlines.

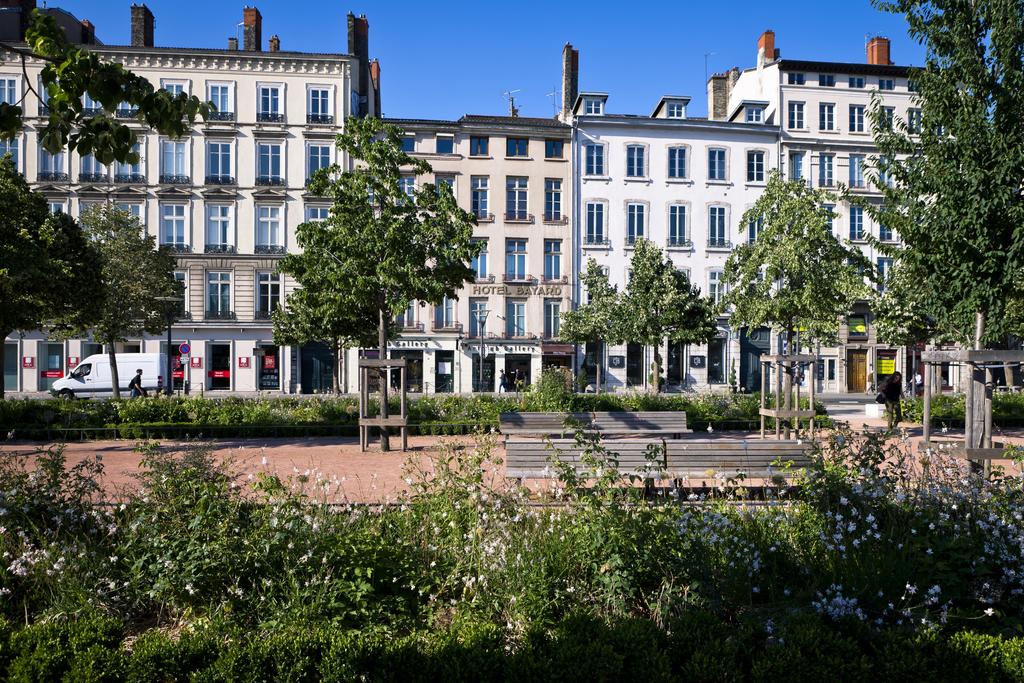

0,428,1022,679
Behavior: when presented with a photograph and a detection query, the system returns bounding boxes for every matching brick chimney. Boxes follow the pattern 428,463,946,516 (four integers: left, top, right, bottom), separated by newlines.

242,6,261,52
347,13,370,117
867,36,891,65
560,43,579,121
130,4,154,48
369,58,381,117
757,30,777,68
707,67,740,120
268,34,280,52
227,36,238,50
79,19,96,45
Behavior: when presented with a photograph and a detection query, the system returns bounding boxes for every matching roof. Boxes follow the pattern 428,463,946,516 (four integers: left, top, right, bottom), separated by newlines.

650,95,691,118
576,114,777,136
383,114,569,134
775,58,913,78
90,43,352,60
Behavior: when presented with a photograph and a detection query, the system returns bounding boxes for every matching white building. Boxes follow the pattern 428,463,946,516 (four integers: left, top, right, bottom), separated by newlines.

2,3,380,395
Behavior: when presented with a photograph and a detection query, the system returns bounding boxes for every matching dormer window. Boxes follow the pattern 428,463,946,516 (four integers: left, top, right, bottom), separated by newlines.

666,102,685,118
584,98,604,115
745,106,765,123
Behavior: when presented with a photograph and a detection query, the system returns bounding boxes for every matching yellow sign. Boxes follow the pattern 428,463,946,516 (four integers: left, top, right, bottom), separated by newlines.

848,316,867,335
878,358,896,375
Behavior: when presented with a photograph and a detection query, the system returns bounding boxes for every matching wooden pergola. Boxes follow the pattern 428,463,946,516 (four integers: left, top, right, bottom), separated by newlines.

357,357,409,452
759,353,817,439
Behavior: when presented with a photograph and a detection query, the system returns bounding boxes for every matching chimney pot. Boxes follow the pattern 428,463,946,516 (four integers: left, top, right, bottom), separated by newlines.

130,4,154,48
867,36,892,65
227,36,238,50
242,6,262,51
347,13,371,117
269,34,280,52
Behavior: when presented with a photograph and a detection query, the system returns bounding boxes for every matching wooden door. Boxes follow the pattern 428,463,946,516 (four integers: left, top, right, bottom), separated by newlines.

847,350,867,393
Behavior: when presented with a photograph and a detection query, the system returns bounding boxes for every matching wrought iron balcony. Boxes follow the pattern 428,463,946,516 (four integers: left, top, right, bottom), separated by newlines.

205,175,236,185
707,238,733,249
161,243,191,253
473,211,494,222
306,113,334,124
115,107,139,119
504,211,534,223
38,104,50,116
396,321,424,332
256,112,285,123
78,173,109,183
205,310,236,321
503,273,534,284
584,237,610,247
37,171,69,182
431,321,463,333
543,214,568,224
208,111,236,121
542,275,569,284
159,174,191,185
256,176,286,187
114,173,146,184
254,309,276,320
204,244,236,254
81,106,103,117
254,244,286,255
668,237,693,248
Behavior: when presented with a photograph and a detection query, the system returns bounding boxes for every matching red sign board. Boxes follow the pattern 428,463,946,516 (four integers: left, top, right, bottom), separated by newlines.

67,356,79,368
237,357,250,368
21,357,34,369
208,370,230,379
190,357,203,369
41,370,62,378
262,355,276,370
172,370,184,379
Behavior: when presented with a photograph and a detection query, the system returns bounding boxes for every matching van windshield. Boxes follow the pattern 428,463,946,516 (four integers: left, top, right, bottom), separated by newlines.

71,363,91,379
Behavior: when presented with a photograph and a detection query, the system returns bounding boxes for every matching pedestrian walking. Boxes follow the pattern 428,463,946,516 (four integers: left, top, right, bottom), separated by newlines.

128,368,148,398
878,371,903,431
498,370,509,393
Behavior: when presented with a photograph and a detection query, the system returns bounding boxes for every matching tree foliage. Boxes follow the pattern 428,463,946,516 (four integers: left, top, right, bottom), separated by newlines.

0,11,210,163
723,171,870,345
0,157,95,399
870,0,1024,345
558,258,622,392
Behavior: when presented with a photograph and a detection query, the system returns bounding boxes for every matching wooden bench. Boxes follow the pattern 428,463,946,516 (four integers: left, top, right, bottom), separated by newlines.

498,411,689,439
505,438,812,482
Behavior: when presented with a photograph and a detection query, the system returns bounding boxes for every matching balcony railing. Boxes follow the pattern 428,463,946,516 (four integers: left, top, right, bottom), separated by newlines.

543,214,568,224
475,274,495,284
668,237,693,248
707,238,732,249
114,173,146,184
254,309,276,320
431,321,463,332
256,176,286,187
504,211,534,223
542,275,569,284
584,237,610,246
503,273,534,284
37,171,69,182
256,112,285,123
254,244,286,255
208,111,236,121
115,107,139,119
159,174,191,185
625,236,643,247
78,172,109,183
204,244,236,254
81,106,103,117
205,175,236,185
473,211,494,222
161,243,191,253
396,321,424,332
205,310,236,321
306,113,334,124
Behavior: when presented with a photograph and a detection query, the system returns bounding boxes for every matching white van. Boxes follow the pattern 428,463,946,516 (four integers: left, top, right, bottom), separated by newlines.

51,353,167,399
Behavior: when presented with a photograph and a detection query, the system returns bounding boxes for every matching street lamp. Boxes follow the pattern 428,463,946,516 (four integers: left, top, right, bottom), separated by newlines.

475,309,489,392
154,295,183,396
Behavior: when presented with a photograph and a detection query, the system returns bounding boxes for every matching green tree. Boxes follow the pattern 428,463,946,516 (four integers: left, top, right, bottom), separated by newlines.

723,171,869,424
617,239,717,393
68,205,181,399
559,258,622,393
0,11,210,164
0,157,95,399
281,117,477,450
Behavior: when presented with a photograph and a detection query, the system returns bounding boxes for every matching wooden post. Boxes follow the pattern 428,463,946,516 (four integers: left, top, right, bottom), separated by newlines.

795,362,802,438
774,358,782,439
922,360,931,444
400,365,408,451
809,359,816,439
984,365,993,478
759,361,766,439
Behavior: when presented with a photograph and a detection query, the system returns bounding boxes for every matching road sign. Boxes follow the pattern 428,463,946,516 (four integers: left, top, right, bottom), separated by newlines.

178,343,191,355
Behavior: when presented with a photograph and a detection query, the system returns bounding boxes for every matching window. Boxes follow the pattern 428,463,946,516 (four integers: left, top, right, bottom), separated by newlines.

668,205,687,246
471,239,488,279
708,148,726,181
818,153,834,187
746,150,765,182
666,102,685,118
115,202,141,222
626,203,645,245
206,205,232,249
435,174,454,194
206,141,232,182
625,144,645,177
162,81,185,96
257,143,282,184
788,101,805,129
585,202,605,244
908,79,919,92
848,76,865,88
849,154,865,188
79,153,107,180
849,206,865,240
206,271,231,316
506,137,528,157
396,301,416,328
400,136,415,153
878,156,894,187
787,73,805,85
667,146,687,179
584,98,603,115
306,143,330,180
545,139,563,159
879,221,894,242
305,205,329,222
208,83,232,117
257,272,281,317
257,85,282,120
878,78,895,91
39,146,65,179
881,106,895,128
0,77,15,105
506,299,526,337
544,179,562,221
469,136,488,156
505,176,528,220
908,108,923,134
0,136,18,170
505,239,527,280
876,257,893,291
399,175,415,198
436,135,454,154
819,74,835,87
708,206,727,247
544,299,561,338
708,270,725,305
256,206,282,250
173,271,187,313
819,102,835,131
160,204,186,248
584,143,605,175
748,216,764,243
823,204,836,231
849,104,865,133
114,143,141,181
307,87,331,122
544,240,561,281
471,176,489,218
160,140,187,181
469,299,487,337
48,201,65,214
434,296,456,329
745,106,764,123
789,152,804,182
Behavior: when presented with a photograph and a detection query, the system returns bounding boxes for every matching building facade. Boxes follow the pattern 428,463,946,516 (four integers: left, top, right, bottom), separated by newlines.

2,3,380,395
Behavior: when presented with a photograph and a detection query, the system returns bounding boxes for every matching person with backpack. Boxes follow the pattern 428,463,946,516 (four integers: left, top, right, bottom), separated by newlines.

128,368,148,398
877,371,903,431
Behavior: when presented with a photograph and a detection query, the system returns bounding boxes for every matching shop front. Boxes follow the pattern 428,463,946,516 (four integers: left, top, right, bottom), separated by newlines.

257,344,281,391
541,343,573,375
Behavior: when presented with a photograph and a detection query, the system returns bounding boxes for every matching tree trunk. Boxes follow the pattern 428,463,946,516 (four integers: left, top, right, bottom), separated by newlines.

784,327,794,439
0,333,8,400
332,340,342,395
967,311,987,450
108,343,121,400
652,345,662,394
377,307,390,452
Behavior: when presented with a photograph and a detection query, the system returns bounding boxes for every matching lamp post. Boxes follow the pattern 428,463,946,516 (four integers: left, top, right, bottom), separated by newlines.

154,295,183,396
476,309,489,392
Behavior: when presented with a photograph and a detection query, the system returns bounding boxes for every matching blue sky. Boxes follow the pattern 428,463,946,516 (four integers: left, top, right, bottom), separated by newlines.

57,0,924,120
